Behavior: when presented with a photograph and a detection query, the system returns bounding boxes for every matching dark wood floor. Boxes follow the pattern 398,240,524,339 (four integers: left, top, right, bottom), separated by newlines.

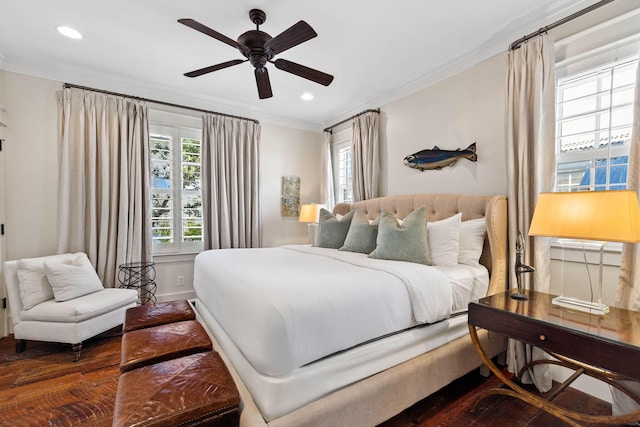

0,329,622,426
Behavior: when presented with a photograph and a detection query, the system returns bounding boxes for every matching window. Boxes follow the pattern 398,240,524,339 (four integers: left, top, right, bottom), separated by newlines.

332,127,353,203
555,55,638,192
150,121,203,254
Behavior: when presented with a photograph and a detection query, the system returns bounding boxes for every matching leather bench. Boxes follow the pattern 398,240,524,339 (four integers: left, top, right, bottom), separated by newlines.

120,320,212,373
123,300,195,332
114,302,240,426
113,351,240,427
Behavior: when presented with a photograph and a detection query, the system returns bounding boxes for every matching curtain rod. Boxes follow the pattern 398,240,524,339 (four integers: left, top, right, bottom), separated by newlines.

62,83,260,124
323,108,380,134
509,0,616,50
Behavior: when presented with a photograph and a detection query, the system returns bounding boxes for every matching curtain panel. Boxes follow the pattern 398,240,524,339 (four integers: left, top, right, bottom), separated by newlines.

352,111,380,202
56,88,152,288
320,131,335,210
201,114,261,250
505,35,556,392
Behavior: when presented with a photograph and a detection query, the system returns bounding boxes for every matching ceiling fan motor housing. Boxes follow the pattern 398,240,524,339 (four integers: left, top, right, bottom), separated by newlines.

238,30,272,69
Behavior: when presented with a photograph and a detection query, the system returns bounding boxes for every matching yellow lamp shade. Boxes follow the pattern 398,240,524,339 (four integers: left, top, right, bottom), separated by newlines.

528,190,640,243
299,204,326,223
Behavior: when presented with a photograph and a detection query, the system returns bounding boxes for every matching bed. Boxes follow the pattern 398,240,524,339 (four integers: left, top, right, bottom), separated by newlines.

192,193,508,427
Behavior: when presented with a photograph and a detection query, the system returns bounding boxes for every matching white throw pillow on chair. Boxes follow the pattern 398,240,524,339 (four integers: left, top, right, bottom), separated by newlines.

17,253,80,310
44,253,104,301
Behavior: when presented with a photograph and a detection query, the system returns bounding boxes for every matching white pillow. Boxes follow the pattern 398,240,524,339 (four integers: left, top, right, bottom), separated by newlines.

44,253,104,302
458,218,486,266
427,213,462,267
17,253,79,310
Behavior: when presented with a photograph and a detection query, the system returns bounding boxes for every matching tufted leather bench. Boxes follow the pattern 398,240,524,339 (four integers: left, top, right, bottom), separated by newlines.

120,319,213,373
123,300,195,332
114,301,240,426
113,351,240,427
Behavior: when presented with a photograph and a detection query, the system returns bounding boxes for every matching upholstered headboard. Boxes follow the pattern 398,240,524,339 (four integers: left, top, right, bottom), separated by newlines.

333,194,508,296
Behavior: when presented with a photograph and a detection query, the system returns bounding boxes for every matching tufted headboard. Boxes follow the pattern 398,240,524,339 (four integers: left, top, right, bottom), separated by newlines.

333,194,508,296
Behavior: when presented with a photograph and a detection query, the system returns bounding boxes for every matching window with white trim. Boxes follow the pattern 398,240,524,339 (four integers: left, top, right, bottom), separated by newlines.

556,55,638,192
331,127,353,203
150,121,203,254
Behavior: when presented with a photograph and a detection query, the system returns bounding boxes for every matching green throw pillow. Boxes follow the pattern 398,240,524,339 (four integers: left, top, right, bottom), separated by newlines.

339,211,379,254
316,209,355,249
368,207,432,265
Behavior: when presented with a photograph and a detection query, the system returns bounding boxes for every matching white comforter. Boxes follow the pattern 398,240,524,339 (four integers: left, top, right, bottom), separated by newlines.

193,245,453,376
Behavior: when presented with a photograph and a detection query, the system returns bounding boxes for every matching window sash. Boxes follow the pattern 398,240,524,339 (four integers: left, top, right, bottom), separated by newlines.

150,123,203,254
331,127,353,204
555,55,637,193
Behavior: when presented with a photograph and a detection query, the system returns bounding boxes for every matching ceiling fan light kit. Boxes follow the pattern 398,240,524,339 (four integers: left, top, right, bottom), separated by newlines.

179,9,334,99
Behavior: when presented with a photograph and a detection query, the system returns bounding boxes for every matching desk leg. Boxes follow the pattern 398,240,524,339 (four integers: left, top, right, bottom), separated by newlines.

468,325,640,426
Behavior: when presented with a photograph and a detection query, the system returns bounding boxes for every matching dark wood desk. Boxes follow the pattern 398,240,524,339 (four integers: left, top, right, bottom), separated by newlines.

468,290,640,426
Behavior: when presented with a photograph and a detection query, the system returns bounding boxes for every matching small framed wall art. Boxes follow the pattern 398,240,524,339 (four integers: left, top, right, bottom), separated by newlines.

281,176,301,217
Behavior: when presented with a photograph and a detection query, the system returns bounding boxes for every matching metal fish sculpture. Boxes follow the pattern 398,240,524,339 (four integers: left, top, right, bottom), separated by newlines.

403,142,477,171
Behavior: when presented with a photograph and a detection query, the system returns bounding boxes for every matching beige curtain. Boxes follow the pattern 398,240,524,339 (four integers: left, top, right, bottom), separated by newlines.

352,111,380,202
505,35,556,392
201,114,261,249
56,88,151,288
612,52,640,418
321,131,335,209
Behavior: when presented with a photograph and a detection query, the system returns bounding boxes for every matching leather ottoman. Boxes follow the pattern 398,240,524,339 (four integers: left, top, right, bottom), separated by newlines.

124,300,195,332
113,351,240,427
120,320,212,373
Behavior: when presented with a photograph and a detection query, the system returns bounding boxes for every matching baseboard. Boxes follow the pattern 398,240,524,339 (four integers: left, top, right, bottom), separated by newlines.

156,290,197,302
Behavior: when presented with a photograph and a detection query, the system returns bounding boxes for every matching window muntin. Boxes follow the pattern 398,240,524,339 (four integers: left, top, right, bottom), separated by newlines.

555,56,637,192
151,123,203,253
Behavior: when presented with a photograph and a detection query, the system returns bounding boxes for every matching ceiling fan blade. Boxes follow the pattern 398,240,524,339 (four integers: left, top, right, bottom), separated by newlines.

255,68,273,99
184,59,246,78
264,21,317,55
273,59,334,86
178,18,249,55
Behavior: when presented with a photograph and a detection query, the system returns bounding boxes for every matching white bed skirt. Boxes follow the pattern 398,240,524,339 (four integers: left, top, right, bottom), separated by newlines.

195,296,474,422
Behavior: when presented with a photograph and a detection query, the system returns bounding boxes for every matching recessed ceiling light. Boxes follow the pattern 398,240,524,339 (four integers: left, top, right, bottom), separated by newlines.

301,93,314,101
57,26,83,40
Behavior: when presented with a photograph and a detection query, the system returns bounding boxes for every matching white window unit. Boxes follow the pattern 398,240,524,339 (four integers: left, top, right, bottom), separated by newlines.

331,127,353,204
556,55,638,192
150,117,203,255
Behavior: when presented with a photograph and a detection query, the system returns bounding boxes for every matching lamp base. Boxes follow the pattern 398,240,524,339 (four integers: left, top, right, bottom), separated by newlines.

510,289,528,300
306,223,319,246
551,295,610,315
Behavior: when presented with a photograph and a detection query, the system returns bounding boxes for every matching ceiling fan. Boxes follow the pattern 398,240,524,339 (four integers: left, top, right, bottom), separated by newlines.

178,9,334,99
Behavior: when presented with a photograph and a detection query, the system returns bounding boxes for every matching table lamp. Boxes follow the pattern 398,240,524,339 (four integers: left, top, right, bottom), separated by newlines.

299,203,326,245
528,190,640,314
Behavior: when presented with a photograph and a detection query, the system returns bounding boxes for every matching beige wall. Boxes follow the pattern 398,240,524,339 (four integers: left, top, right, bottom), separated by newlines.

260,123,322,248
2,72,60,261
380,53,508,197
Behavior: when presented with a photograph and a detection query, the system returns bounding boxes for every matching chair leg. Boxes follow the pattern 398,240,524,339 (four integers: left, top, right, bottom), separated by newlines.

15,339,26,353
72,343,82,362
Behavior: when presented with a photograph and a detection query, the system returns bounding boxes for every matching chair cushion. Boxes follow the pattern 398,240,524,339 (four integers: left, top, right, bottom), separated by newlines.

44,253,104,301
120,320,212,373
124,300,195,332
113,352,240,427
16,253,81,310
20,288,138,323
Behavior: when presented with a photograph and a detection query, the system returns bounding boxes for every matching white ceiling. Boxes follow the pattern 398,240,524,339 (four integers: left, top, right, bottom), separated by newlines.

0,0,602,130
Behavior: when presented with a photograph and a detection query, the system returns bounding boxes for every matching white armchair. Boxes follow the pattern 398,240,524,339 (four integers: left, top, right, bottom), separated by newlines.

3,253,138,361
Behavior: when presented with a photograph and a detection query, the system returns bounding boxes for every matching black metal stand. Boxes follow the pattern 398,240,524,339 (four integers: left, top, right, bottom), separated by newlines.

118,261,157,305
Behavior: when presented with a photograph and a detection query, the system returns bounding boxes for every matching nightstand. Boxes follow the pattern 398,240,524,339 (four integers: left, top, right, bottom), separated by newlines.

468,290,640,426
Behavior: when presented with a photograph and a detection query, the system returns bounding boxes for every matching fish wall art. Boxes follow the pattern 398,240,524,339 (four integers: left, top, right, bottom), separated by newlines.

403,142,477,171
